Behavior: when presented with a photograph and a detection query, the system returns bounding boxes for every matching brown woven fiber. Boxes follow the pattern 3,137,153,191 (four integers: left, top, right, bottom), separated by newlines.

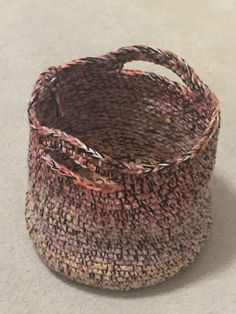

26,45,220,290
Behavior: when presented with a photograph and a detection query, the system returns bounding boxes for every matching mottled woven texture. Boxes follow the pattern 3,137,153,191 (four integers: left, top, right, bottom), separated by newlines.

26,45,220,290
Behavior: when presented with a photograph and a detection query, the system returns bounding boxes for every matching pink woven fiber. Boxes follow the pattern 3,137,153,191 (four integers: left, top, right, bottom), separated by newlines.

26,45,220,290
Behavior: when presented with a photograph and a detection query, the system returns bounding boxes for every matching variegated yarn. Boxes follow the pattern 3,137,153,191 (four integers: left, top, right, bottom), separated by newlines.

26,45,220,290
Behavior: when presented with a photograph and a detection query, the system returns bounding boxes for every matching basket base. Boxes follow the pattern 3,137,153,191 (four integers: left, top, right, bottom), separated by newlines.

25,188,213,291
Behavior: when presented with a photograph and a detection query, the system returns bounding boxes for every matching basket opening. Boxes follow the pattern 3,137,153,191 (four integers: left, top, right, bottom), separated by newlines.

37,71,212,164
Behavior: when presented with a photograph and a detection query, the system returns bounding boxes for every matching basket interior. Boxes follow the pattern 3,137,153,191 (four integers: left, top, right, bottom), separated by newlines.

36,69,213,164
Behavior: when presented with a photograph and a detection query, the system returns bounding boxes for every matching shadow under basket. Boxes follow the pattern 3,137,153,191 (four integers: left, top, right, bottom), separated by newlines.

26,45,220,290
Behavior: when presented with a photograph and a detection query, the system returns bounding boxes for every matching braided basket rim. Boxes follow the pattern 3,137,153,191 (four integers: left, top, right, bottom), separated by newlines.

27,45,221,175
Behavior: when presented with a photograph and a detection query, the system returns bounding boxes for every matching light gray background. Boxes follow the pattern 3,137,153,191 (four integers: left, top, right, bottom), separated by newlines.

0,1,236,313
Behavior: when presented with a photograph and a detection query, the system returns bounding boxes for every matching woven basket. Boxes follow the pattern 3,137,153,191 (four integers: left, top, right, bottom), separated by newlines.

26,45,220,290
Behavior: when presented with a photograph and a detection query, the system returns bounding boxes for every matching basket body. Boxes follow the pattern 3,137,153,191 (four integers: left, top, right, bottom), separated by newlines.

26,46,220,290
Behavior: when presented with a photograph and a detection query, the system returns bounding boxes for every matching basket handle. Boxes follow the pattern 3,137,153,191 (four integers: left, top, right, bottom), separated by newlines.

40,150,122,193
103,45,211,98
